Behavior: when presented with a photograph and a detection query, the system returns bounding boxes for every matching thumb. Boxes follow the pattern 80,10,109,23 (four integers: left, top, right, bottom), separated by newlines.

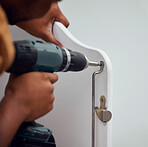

42,73,58,84
54,3,70,28
56,15,70,28
41,30,63,47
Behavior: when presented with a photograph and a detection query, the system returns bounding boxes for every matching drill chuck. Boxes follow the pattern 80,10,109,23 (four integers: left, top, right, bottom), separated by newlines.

59,48,87,72
7,40,88,74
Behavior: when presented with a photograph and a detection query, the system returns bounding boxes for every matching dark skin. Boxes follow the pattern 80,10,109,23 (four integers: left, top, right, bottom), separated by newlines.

0,73,58,147
0,0,69,146
0,0,61,23
17,2,69,47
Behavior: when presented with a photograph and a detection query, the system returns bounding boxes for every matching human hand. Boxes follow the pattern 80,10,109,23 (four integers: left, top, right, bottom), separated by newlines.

4,72,58,121
0,72,58,146
17,2,69,47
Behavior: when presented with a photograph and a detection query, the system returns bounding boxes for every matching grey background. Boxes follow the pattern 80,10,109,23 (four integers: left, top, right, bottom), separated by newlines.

0,0,148,146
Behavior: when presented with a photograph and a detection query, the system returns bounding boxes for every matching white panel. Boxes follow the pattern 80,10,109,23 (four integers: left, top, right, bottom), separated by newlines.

38,22,112,147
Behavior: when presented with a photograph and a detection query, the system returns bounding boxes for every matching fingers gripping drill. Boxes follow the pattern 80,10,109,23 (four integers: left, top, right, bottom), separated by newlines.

7,40,100,74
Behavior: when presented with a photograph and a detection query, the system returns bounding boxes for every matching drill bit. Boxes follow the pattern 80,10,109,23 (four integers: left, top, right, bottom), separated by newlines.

84,56,102,69
88,61,101,66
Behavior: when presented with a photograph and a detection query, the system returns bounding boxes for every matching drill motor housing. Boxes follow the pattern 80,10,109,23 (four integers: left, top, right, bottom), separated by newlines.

8,40,87,74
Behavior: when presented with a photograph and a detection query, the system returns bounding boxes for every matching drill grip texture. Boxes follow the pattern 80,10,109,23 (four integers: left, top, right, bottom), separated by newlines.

7,40,63,74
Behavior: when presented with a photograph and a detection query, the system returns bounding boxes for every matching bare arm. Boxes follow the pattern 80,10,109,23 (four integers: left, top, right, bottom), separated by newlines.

0,95,27,147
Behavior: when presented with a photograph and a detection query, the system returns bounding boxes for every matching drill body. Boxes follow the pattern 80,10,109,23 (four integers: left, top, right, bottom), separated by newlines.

8,40,87,74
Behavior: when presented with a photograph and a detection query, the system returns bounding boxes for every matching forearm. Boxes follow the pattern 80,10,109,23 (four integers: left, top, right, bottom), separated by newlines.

0,95,27,147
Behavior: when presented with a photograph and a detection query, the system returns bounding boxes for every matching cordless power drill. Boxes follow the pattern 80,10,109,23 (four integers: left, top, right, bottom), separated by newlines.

8,40,100,147
8,40,99,74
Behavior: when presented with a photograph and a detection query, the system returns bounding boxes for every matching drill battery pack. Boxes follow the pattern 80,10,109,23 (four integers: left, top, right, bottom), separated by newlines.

10,121,56,147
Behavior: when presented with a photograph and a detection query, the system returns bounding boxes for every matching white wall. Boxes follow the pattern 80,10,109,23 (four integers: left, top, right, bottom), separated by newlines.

0,0,148,146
